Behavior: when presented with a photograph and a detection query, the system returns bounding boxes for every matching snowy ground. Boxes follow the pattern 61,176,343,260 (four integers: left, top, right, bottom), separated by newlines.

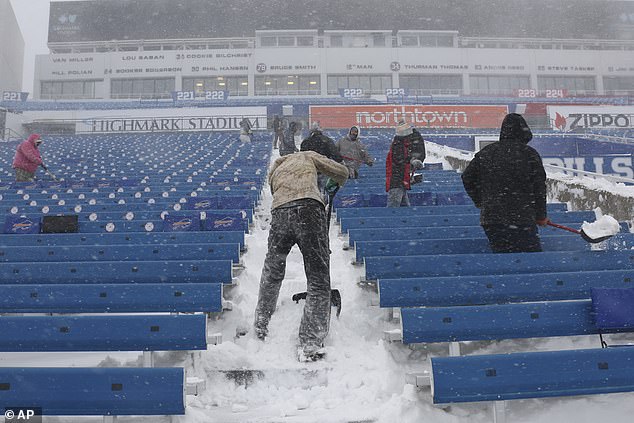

4,145,634,422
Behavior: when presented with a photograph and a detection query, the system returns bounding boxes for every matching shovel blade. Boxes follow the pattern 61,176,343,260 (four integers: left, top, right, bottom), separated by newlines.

580,229,613,244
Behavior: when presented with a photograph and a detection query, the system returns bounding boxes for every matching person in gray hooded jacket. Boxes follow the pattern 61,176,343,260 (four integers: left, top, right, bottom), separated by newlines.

336,126,374,179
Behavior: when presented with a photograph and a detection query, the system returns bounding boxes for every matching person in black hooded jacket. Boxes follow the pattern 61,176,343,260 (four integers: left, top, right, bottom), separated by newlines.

300,123,342,163
461,113,549,253
279,121,299,156
300,123,343,201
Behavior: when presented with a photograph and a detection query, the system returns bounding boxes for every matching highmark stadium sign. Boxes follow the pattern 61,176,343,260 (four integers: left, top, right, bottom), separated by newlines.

75,111,267,134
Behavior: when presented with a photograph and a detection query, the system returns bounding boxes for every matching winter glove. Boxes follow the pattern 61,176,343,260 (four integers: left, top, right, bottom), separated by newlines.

410,159,424,170
536,217,550,226
325,178,340,195
367,159,374,167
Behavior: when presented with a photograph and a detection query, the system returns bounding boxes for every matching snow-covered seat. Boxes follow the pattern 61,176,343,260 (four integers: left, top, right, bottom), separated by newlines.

340,210,595,233
430,347,634,423
0,260,233,285
0,367,188,420
378,268,634,309
0,314,208,354
0,230,246,250
364,250,634,281
335,203,568,222
354,233,595,262
0,242,239,264
0,282,223,314
394,299,610,352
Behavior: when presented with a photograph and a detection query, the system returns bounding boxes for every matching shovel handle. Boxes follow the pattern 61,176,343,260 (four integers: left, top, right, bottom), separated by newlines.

547,221,581,234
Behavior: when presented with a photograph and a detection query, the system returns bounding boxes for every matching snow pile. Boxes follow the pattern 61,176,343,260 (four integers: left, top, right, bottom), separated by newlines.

581,214,621,239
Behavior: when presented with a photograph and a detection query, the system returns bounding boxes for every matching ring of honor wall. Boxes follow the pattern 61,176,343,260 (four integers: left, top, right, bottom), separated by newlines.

33,0,634,100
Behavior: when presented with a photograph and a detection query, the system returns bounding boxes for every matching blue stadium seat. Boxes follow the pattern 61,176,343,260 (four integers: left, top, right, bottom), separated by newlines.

0,367,185,415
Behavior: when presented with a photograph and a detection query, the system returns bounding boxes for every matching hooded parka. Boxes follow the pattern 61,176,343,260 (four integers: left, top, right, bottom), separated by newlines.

461,113,547,226
336,126,373,178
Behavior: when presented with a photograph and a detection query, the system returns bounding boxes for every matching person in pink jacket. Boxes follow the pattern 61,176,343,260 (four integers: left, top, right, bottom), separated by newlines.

12,134,44,182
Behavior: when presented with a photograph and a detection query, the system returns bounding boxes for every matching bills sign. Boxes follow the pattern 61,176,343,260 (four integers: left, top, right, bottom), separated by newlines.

548,106,634,132
542,155,634,178
310,105,508,129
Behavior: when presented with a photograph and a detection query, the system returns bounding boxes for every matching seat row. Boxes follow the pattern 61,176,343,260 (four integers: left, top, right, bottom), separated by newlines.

0,132,262,419
331,166,634,422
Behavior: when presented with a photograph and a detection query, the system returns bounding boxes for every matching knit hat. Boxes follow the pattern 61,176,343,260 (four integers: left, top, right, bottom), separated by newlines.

308,121,322,137
395,120,413,136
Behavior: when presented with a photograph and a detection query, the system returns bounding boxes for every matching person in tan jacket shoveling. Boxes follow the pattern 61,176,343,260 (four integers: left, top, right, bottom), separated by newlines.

254,150,349,362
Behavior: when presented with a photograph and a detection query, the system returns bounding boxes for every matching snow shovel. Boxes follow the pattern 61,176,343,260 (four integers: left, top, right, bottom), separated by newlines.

292,290,342,318
325,183,340,225
41,164,58,182
547,221,614,244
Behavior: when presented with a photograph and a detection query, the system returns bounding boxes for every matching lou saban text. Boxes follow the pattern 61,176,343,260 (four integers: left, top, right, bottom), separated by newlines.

4,408,41,423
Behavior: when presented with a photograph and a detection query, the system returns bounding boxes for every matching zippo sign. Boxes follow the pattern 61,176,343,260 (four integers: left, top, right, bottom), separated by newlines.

310,105,508,129
548,106,634,132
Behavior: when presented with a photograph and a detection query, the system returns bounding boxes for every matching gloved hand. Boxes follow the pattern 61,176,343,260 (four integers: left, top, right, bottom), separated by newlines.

325,178,340,195
536,217,550,226
367,159,374,167
410,159,424,170
41,164,48,171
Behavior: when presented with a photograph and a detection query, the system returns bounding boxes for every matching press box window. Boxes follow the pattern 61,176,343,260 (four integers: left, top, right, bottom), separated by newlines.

182,76,248,96
278,37,295,47
330,36,343,47
261,37,277,47
537,76,596,93
327,75,392,95
297,37,314,47
40,80,97,100
110,78,175,99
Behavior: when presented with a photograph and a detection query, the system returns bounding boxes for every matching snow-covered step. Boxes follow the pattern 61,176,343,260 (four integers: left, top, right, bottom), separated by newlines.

208,368,331,389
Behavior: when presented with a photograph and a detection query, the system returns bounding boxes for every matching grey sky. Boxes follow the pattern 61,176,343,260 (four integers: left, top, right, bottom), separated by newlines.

10,0,50,93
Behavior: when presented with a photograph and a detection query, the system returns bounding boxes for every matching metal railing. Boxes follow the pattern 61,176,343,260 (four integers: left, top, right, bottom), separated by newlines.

47,33,634,53
1,127,25,142
544,163,634,185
